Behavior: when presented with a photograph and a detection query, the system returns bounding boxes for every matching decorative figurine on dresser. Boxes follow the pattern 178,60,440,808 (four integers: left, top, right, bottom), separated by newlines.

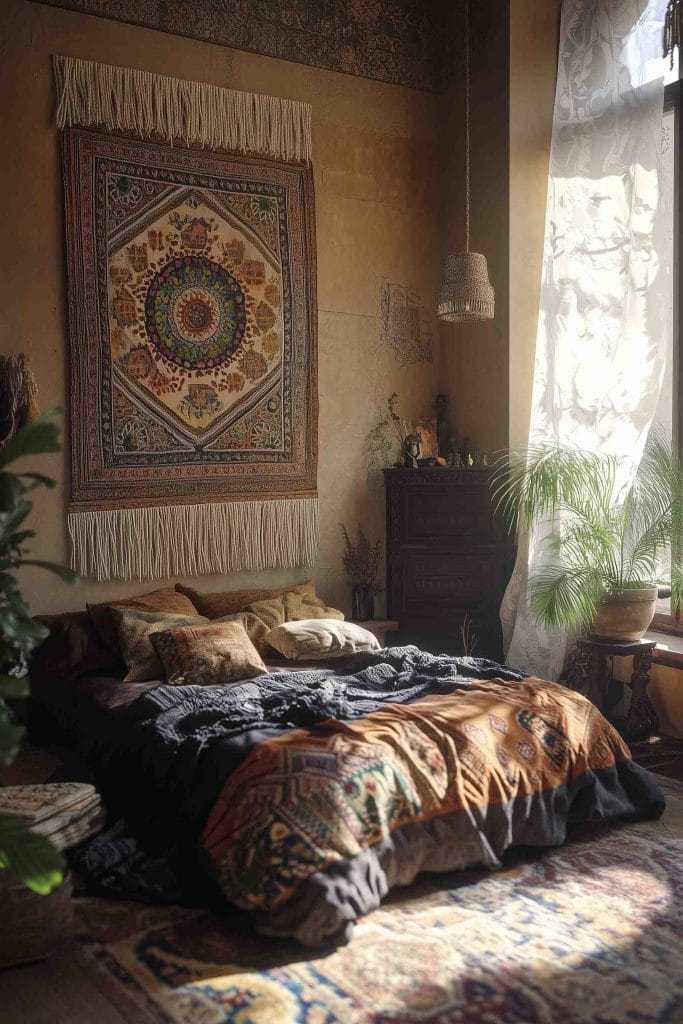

402,433,422,469
384,466,513,659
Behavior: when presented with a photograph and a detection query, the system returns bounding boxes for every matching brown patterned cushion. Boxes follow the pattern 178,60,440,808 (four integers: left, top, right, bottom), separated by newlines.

151,620,268,686
113,608,208,682
175,580,316,619
88,588,199,651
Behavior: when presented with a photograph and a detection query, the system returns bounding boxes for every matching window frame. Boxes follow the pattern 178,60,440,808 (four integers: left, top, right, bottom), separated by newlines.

652,79,682,635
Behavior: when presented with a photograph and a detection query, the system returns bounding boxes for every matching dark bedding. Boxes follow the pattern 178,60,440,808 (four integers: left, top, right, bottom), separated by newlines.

88,649,527,860
31,630,665,946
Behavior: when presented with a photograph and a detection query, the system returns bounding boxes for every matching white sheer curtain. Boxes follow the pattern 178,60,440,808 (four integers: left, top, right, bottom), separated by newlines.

502,0,671,679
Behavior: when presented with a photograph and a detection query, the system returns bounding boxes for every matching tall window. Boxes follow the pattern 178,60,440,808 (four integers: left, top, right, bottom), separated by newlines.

652,59,681,632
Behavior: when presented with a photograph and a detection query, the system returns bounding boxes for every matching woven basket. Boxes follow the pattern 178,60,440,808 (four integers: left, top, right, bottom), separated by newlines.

0,871,73,969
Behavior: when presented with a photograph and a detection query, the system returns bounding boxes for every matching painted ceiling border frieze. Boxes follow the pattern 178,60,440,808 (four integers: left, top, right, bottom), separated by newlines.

31,0,461,92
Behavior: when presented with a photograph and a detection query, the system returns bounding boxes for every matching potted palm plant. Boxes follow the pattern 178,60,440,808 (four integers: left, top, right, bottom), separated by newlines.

492,434,683,641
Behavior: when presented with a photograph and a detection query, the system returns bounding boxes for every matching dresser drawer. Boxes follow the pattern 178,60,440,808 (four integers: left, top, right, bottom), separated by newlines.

391,549,502,611
387,482,500,543
383,468,513,660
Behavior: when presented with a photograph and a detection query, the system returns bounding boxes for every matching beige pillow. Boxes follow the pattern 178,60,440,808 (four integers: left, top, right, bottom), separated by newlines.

266,619,380,661
221,592,344,655
88,588,199,651
174,580,316,619
113,608,208,682
151,620,268,686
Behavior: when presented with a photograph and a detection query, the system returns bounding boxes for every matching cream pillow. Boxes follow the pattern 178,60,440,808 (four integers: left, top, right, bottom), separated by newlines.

217,593,344,655
265,619,380,661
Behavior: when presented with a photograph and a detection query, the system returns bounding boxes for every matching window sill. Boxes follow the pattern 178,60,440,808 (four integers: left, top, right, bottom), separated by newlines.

646,630,683,669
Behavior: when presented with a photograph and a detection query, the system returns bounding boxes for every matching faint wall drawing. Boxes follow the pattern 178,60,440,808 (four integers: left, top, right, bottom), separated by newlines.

379,280,433,365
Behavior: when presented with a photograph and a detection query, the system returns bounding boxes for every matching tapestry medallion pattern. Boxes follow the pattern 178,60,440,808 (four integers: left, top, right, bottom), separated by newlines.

62,129,317,577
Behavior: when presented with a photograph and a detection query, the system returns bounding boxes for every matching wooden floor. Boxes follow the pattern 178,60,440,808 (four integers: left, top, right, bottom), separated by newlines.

0,947,130,1024
3,740,683,1023
628,735,683,781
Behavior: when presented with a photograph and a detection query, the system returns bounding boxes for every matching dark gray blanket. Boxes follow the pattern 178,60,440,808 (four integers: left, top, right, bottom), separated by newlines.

95,648,526,849
75,649,525,903
71,646,663,944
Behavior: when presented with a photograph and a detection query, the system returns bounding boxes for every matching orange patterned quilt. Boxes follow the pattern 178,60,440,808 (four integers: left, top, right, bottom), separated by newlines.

203,677,635,919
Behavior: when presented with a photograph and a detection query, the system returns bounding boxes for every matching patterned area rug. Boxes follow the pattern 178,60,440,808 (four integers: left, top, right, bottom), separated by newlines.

74,776,683,1023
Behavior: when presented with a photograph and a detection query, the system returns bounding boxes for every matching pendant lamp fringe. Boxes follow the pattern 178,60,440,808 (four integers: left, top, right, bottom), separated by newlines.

438,253,495,322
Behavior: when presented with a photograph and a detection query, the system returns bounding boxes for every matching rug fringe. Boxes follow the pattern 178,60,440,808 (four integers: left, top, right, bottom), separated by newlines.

68,498,319,581
53,55,312,162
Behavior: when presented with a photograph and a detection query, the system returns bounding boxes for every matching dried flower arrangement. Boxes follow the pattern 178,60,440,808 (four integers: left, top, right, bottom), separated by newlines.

339,523,383,621
364,393,412,476
339,523,382,588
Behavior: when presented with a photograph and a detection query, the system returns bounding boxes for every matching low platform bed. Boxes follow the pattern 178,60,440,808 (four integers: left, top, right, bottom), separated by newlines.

30,611,664,947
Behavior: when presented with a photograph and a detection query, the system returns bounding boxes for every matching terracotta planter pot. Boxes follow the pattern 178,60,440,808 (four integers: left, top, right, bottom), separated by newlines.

590,585,658,642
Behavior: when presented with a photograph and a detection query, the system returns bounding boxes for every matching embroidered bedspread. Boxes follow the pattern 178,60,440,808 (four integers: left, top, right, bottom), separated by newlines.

96,647,663,945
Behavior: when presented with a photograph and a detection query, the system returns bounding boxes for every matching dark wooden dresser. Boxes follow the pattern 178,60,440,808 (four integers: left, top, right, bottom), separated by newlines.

384,467,514,660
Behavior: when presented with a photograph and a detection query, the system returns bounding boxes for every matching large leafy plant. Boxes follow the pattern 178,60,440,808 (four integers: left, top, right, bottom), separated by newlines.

492,434,683,631
0,412,78,893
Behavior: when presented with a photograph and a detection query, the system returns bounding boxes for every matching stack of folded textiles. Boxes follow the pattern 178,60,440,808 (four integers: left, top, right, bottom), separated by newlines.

0,782,105,851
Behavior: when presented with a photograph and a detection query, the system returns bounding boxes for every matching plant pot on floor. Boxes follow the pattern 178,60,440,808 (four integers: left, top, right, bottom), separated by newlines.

0,871,73,969
590,585,659,642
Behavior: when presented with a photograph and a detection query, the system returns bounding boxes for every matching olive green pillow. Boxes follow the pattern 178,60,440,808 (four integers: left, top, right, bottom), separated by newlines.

112,608,208,682
88,588,200,652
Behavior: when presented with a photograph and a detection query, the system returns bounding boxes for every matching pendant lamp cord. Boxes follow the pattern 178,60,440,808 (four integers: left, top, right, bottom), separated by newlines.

464,0,470,254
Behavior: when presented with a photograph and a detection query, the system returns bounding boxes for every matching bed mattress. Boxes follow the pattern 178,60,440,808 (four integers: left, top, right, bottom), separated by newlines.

29,612,665,945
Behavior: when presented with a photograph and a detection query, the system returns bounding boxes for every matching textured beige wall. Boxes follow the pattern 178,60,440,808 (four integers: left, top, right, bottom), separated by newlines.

0,0,443,617
438,0,559,458
648,664,683,739
612,658,683,740
438,0,510,457
509,0,560,450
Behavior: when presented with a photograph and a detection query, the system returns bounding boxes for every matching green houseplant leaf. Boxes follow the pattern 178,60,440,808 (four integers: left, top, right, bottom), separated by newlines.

0,409,77,896
18,560,79,584
0,812,65,894
491,433,683,633
0,411,62,471
0,714,26,766
0,676,30,700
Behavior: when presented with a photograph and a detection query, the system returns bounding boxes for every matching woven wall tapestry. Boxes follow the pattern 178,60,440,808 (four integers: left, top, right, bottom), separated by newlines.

58,58,317,581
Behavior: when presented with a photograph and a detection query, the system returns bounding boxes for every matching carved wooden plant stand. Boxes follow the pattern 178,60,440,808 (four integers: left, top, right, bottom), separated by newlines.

571,637,658,742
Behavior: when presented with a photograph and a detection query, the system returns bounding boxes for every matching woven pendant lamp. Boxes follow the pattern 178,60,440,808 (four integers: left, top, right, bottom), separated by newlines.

438,0,495,323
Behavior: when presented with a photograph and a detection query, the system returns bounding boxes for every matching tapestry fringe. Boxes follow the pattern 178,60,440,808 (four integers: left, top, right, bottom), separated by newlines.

68,498,319,582
53,55,312,162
